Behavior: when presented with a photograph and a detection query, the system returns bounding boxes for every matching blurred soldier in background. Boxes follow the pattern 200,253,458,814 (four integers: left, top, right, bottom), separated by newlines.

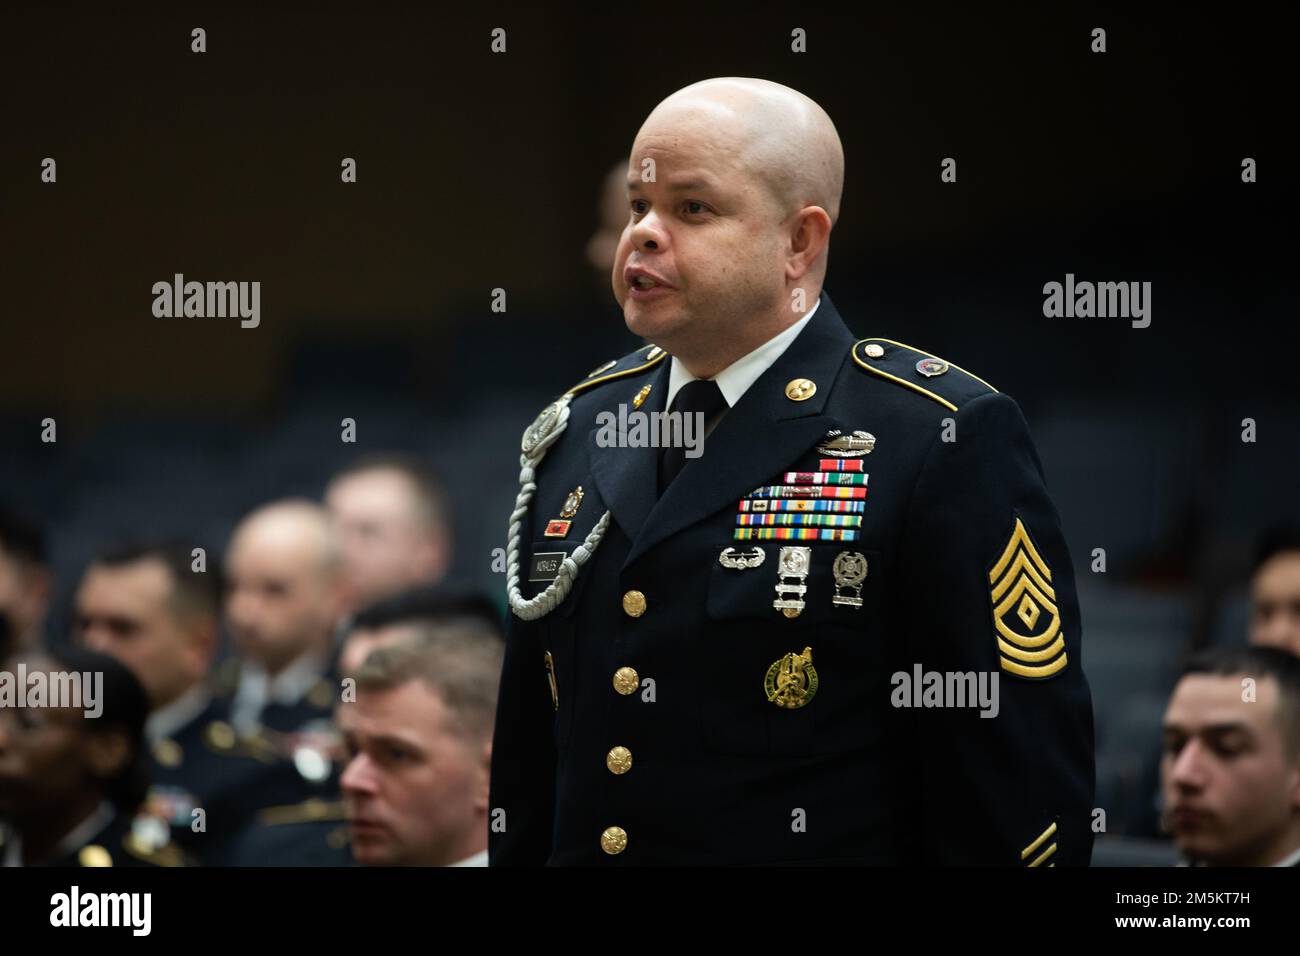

339,626,501,866
0,645,183,866
221,499,346,736
0,504,52,656
1161,645,1300,866
76,540,329,864
1248,523,1300,658
586,159,632,289
325,455,452,617
339,583,502,676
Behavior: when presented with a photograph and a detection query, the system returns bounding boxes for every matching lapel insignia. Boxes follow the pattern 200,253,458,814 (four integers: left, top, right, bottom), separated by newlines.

784,378,817,401
817,429,876,456
632,384,652,409
989,516,1068,679
718,546,765,570
772,546,812,618
832,551,868,608
559,486,584,518
765,646,818,708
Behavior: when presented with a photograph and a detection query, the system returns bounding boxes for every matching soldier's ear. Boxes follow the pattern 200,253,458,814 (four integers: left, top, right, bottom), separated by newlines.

785,205,832,283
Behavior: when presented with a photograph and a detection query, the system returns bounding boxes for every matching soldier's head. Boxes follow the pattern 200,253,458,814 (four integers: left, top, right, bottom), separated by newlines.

75,540,221,710
1248,523,1300,657
614,77,842,376
0,504,52,654
1160,645,1300,866
0,646,149,835
224,499,345,675
325,455,452,614
587,158,632,285
337,625,503,866
340,584,502,676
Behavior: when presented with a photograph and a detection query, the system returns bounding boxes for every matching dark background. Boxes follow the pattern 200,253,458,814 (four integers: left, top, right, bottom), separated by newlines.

2,3,1296,836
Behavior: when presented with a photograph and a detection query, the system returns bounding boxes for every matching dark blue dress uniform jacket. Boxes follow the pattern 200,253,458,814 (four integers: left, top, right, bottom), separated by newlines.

489,292,1095,865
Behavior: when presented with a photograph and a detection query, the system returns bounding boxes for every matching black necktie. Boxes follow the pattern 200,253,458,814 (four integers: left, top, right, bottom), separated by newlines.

657,378,728,495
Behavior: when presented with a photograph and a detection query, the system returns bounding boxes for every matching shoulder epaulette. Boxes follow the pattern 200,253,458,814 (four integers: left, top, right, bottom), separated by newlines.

564,344,668,398
851,338,997,412
257,798,348,827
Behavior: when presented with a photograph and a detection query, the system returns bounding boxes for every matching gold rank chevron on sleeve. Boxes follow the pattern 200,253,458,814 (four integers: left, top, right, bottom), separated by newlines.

989,515,1068,679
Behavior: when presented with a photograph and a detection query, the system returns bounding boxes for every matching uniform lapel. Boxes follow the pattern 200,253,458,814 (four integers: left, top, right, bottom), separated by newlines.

586,358,671,542
624,293,855,568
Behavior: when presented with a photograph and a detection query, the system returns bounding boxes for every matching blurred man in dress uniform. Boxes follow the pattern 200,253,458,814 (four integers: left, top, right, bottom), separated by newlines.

220,499,346,736
489,77,1094,865
0,645,183,867
76,540,328,864
325,455,453,618
340,626,501,866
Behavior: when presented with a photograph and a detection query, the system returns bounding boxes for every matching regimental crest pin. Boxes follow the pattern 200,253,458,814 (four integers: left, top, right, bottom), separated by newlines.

817,429,876,457
765,646,818,709
632,384,652,410
916,357,949,378
560,486,584,518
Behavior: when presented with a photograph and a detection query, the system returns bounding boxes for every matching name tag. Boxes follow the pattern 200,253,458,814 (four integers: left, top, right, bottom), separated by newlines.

529,551,567,583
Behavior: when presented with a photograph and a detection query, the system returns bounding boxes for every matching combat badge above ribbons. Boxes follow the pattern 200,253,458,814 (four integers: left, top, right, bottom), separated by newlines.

988,516,1068,679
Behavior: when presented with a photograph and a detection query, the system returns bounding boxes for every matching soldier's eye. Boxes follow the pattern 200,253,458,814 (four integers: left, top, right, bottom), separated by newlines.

684,201,708,215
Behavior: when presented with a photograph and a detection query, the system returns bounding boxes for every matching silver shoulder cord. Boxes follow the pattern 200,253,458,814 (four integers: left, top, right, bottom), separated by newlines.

506,394,611,621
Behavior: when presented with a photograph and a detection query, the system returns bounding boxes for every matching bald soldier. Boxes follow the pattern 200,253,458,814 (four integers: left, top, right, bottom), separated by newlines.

489,78,1095,865
222,499,347,736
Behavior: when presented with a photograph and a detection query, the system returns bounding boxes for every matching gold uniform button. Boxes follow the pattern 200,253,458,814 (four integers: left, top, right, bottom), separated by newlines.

613,667,640,695
785,378,817,402
864,343,885,359
622,589,647,618
601,826,628,855
153,738,183,768
79,845,113,868
606,746,633,774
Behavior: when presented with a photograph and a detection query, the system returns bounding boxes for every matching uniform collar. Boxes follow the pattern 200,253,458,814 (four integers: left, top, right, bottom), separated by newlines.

145,682,212,743
449,848,489,867
588,290,854,567
1273,844,1300,867
2,800,114,867
665,298,820,410
231,646,329,734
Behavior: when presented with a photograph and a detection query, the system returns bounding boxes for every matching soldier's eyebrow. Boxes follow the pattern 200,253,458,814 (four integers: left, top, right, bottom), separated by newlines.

367,730,427,754
627,177,719,193
1163,720,1254,739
